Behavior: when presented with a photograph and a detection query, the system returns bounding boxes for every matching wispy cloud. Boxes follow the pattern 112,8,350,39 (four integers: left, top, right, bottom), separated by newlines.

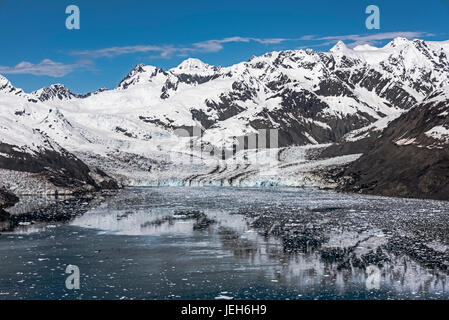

0,32,436,77
71,36,291,59
71,32,436,60
0,59,92,77
306,31,435,48
317,31,434,42
193,36,288,52
72,45,181,58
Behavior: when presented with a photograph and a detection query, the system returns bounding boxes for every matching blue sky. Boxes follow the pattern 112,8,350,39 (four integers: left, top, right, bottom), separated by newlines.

0,0,448,93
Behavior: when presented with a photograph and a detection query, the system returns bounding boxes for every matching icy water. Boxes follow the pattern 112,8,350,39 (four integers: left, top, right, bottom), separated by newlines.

1,187,449,300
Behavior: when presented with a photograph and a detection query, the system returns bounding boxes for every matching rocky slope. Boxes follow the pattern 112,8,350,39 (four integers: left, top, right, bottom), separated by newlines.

337,88,449,200
0,187,18,220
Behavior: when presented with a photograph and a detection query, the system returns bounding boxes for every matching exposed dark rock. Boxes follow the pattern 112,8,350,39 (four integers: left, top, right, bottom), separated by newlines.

0,187,19,209
338,91,449,200
315,135,378,159
0,142,118,192
191,109,215,129
2,192,116,232
32,84,91,102
0,188,19,222
176,73,222,85
115,126,136,138
193,213,216,231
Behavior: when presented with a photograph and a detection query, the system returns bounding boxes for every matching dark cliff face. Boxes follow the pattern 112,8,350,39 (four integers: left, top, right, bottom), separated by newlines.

0,188,18,209
0,188,19,222
0,141,119,194
338,91,449,200
0,141,118,225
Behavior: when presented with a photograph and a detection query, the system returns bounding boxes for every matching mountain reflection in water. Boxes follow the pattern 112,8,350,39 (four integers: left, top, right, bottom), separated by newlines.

0,187,448,300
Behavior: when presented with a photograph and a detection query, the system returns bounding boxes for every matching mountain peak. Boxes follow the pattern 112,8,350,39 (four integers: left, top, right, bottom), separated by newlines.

0,74,11,88
32,83,77,102
117,64,163,89
385,37,412,48
0,74,26,97
48,83,68,89
127,64,161,76
330,40,348,53
172,58,216,74
177,58,208,68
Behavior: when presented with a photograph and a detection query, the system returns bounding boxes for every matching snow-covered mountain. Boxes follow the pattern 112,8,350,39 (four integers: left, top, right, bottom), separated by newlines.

1,37,449,194
0,74,36,102
44,37,448,148
32,84,81,101
31,84,108,102
0,87,118,195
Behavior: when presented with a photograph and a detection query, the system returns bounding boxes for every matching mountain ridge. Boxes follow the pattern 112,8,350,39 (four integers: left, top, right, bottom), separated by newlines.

1,37,449,200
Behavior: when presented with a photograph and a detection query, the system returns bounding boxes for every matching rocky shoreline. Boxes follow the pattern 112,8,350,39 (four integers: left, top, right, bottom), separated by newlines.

0,140,121,231
0,190,118,232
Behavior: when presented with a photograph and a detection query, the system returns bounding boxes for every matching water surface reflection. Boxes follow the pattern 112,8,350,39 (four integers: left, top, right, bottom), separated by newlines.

0,187,448,299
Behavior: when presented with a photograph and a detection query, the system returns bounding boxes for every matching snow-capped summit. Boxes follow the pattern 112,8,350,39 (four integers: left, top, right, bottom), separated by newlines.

127,63,159,76
384,37,412,48
117,64,166,89
32,84,79,102
171,58,217,75
0,74,9,87
330,40,348,53
0,74,13,92
0,74,27,98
